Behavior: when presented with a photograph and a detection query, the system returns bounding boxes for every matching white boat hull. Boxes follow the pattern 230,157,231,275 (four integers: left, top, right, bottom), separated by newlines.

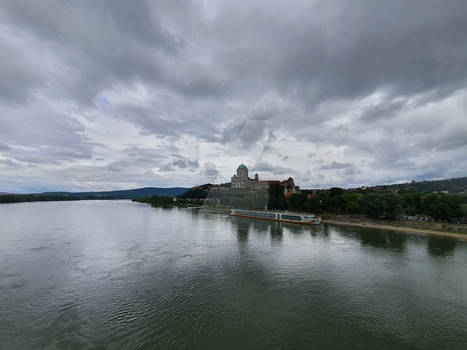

231,209,321,225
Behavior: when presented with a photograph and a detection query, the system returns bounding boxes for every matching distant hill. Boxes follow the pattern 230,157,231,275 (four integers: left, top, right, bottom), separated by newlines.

180,183,231,199
377,177,467,194
0,187,190,204
44,187,190,199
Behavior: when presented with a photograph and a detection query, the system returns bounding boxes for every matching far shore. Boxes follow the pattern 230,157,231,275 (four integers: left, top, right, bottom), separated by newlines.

193,207,467,241
191,207,467,240
322,216,467,241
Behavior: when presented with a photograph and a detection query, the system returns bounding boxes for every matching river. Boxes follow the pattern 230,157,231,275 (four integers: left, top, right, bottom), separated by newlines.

0,200,466,349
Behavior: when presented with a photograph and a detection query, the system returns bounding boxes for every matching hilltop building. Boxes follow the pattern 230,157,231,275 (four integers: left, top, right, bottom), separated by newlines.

230,164,299,195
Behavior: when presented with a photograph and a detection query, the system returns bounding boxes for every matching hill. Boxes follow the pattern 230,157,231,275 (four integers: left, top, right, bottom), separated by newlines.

376,177,467,194
0,187,190,204
45,187,190,199
180,183,230,199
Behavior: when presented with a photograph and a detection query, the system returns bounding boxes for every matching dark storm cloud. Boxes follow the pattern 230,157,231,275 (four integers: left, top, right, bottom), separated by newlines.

115,105,185,138
205,0,467,106
0,37,41,104
1,0,467,191
2,0,467,107
0,0,183,105
222,120,270,147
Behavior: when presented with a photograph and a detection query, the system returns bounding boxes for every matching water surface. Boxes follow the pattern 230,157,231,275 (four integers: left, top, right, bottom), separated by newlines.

1,200,466,349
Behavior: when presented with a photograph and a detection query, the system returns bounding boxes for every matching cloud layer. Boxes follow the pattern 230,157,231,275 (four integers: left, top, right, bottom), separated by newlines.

1,0,467,192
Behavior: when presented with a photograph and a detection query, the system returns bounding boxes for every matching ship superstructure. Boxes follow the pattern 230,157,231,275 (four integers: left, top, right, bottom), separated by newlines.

231,209,321,225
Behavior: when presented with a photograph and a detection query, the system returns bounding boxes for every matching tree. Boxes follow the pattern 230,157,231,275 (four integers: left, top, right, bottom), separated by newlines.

287,193,308,211
360,193,401,219
268,183,286,210
345,200,360,214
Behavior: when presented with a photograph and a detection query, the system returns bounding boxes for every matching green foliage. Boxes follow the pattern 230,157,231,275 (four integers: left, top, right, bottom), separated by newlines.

378,176,467,194
329,187,345,197
287,192,308,211
0,187,190,204
268,183,286,210
360,193,401,219
460,204,467,216
0,194,79,203
180,186,211,199
147,181,467,222
281,189,465,221
399,192,423,215
132,196,202,207
345,200,360,214
420,193,463,221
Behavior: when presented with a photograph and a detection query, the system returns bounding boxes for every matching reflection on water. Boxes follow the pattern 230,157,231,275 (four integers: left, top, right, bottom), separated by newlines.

427,236,457,257
235,220,250,243
269,222,283,244
337,225,408,252
0,201,467,350
234,217,286,244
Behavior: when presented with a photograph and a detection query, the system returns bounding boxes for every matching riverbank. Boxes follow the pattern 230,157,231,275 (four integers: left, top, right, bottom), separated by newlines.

133,200,467,240
322,214,467,241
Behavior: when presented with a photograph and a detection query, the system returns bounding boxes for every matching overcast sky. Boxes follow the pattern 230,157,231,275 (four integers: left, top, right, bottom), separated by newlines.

1,0,467,193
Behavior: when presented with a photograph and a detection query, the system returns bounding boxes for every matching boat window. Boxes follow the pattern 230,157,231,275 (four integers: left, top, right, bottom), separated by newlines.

281,214,302,221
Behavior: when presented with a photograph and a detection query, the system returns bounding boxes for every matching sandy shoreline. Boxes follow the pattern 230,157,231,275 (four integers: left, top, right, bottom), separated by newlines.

322,219,467,241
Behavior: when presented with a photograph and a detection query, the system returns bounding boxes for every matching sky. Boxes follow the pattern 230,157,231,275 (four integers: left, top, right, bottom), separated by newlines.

1,0,467,193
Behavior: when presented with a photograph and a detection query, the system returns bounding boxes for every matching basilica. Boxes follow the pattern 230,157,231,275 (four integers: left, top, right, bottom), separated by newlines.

230,164,299,195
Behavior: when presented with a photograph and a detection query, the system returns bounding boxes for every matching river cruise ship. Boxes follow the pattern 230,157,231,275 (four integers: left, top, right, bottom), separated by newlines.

231,209,321,225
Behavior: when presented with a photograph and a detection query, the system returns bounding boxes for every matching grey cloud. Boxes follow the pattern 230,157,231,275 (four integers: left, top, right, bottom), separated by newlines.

0,37,41,104
1,0,467,191
172,158,199,169
107,161,130,172
8,146,94,165
320,161,354,171
357,99,408,123
0,102,96,164
251,162,290,175
201,162,219,179
2,0,467,108
125,146,174,160
222,120,269,147
204,0,467,110
159,163,175,172
108,146,177,173
115,105,185,138
0,158,21,169
0,142,11,151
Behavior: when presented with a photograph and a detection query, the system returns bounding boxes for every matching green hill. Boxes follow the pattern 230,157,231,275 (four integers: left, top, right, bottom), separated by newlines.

45,187,189,199
377,177,467,194
0,187,189,204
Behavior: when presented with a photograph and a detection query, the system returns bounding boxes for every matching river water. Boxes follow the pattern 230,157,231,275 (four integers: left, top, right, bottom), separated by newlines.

0,200,466,349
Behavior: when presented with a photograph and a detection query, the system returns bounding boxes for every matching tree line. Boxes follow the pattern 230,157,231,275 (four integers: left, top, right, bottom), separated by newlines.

181,183,467,221
133,183,467,222
278,186,467,221
132,196,202,207
0,194,80,203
